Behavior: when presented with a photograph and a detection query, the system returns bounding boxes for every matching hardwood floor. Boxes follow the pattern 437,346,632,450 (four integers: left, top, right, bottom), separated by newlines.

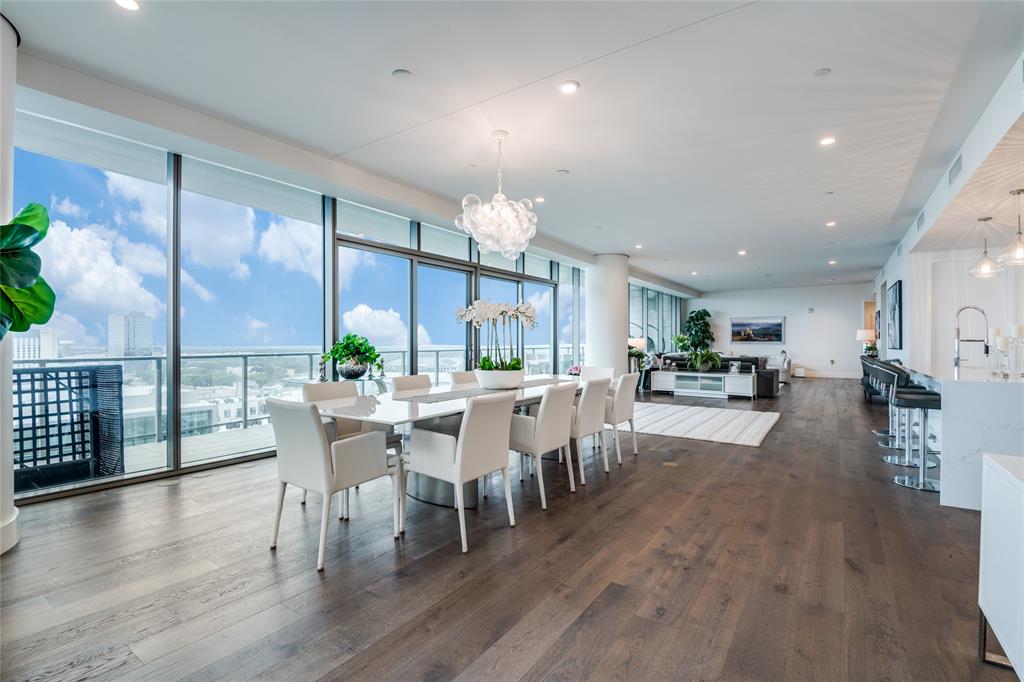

0,379,1012,681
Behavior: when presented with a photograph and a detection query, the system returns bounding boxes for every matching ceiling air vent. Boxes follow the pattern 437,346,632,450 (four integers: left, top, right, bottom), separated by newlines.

948,155,963,186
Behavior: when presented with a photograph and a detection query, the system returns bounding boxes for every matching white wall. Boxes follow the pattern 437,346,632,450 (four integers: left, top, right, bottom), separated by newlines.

689,282,873,378
874,51,1024,367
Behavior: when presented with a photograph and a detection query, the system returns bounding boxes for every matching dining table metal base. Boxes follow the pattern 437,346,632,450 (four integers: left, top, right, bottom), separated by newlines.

406,472,479,509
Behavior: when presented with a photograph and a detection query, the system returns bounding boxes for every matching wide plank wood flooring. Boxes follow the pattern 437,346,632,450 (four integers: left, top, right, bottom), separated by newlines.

0,379,1013,681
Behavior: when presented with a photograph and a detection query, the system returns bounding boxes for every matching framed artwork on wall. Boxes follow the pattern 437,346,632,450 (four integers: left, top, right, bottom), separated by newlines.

886,280,903,350
730,317,785,343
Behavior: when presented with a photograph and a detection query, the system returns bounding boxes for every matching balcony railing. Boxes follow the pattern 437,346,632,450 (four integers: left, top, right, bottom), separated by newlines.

11,343,581,494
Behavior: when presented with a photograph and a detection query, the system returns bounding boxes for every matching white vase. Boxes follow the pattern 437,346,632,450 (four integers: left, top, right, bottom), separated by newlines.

475,369,525,390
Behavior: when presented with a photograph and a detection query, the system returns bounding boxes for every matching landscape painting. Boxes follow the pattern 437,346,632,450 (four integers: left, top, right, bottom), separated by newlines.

731,317,785,343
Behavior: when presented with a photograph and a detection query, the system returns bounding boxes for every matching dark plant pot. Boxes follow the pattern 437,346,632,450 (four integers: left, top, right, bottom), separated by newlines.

338,360,368,380
699,362,710,372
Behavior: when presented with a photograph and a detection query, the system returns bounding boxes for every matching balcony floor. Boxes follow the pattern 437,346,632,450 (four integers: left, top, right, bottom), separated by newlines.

126,425,276,472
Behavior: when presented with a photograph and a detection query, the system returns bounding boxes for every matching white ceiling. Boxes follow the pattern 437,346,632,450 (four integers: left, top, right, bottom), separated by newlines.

4,1,1024,292
915,114,1024,253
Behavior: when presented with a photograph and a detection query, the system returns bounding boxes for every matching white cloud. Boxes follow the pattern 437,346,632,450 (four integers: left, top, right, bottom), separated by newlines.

342,304,407,349
36,220,163,318
115,239,165,276
45,311,98,346
527,289,551,315
50,195,86,219
417,324,433,347
244,313,269,341
338,248,376,291
105,172,166,238
180,193,255,278
181,270,214,302
257,217,321,283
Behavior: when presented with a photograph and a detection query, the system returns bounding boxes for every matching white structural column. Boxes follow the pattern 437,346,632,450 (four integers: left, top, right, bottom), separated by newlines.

1,16,20,554
584,254,629,376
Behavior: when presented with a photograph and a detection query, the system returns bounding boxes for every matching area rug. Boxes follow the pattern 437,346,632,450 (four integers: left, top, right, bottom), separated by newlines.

630,402,780,447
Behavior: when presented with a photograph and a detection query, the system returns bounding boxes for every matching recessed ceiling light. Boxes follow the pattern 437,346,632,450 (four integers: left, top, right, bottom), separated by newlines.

820,136,836,146
737,249,747,256
555,169,570,175
825,221,836,227
814,67,832,77
691,271,698,276
391,68,413,81
115,0,139,9
559,80,581,95
634,244,643,249
828,259,837,265
534,196,545,203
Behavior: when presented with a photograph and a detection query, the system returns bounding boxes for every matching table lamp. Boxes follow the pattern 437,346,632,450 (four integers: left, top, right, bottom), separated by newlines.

856,329,877,354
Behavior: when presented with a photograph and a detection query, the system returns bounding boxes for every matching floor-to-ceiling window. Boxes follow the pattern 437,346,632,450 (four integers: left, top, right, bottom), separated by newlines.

626,284,684,354
416,264,470,385
523,281,554,374
478,275,520,363
338,246,411,376
178,158,323,464
9,112,586,499
629,284,644,340
10,114,170,492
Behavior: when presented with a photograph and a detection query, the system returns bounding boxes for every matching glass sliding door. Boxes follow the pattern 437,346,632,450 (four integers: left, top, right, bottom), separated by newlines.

179,158,323,464
478,275,520,366
557,265,574,372
523,282,554,374
10,115,170,494
416,264,470,385
338,245,411,377
646,289,660,352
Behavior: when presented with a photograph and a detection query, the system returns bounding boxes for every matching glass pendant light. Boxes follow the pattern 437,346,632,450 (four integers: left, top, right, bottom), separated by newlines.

998,188,1024,267
968,217,1003,279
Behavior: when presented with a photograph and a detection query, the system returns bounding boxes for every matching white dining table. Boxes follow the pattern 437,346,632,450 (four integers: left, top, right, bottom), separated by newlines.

315,374,580,427
314,374,582,509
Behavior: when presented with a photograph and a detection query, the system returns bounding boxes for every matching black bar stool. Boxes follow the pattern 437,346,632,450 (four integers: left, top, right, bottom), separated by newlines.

891,389,941,492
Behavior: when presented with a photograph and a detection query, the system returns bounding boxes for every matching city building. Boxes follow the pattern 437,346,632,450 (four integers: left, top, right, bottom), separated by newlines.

107,312,153,357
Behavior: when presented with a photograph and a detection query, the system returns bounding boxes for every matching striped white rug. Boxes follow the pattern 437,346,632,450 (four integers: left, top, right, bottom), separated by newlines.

631,402,780,447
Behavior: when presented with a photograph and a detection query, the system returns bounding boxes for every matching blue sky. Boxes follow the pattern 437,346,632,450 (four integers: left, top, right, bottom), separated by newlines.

14,147,554,355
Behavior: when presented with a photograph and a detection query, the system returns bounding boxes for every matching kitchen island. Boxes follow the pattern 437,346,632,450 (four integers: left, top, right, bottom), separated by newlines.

909,367,1024,510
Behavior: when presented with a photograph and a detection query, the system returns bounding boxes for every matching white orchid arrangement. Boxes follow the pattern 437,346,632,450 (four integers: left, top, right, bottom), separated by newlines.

456,299,538,371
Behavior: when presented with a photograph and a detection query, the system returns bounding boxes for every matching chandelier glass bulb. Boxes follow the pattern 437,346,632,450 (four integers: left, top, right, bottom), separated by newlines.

455,132,538,260
998,189,1024,267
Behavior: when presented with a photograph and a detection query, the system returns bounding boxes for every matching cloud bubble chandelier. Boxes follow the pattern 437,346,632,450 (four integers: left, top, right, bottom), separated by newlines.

454,131,538,260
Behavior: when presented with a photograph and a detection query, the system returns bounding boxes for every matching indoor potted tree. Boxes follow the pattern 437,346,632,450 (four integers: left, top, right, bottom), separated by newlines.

321,333,380,381
457,299,537,389
1,203,56,339
675,309,721,371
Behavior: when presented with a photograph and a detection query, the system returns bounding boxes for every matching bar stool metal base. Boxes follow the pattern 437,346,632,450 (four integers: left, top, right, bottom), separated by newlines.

882,454,937,468
893,474,939,492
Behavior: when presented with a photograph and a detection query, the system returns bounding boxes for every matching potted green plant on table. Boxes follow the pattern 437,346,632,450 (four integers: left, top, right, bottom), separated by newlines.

1,204,56,339
321,333,380,381
457,299,537,389
687,348,722,372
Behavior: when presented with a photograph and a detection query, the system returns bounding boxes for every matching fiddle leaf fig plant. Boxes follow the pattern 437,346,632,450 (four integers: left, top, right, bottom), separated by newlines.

1,203,56,340
682,308,714,351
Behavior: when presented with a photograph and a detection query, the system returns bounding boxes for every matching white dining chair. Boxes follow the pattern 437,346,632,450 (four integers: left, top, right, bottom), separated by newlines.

570,377,612,482
401,391,517,553
300,381,402,516
604,372,641,465
266,398,401,571
509,381,577,506
579,366,614,382
392,374,432,391
450,370,478,386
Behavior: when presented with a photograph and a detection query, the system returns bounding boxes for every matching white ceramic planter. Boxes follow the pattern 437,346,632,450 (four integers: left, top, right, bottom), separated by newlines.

475,369,525,390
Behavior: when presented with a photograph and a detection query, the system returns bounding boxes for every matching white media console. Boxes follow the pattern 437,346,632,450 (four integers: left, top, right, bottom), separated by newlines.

651,370,756,400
